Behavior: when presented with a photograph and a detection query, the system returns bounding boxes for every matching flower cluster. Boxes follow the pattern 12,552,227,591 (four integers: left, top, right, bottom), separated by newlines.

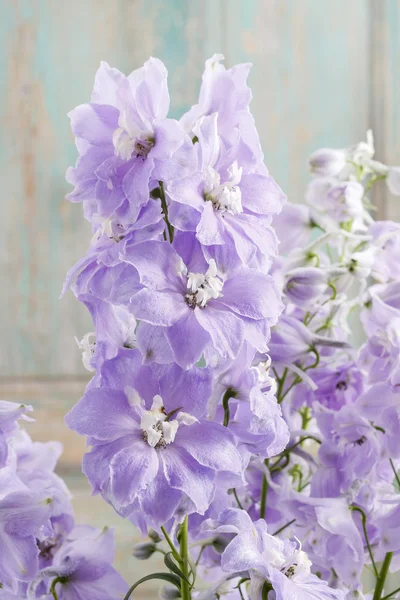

0,401,127,599
62,55,400,600
63,54,288,536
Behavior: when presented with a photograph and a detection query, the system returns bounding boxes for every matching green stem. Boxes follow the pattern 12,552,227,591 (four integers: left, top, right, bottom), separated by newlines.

50,578,65,600
271,518,296,537
389,458,400,490
259,471,268,520
279,376,302,404
351,506,379,579
161,526,181,563
180,516,191,600
159,181,174,243
373,552,393,600
262,582,273,599
269,436,321,472
222,389,235,427
276,368,288,402
195,545,206,567
328,281,337,300
305,346,320,370
382,584,400,600
232,488,243,510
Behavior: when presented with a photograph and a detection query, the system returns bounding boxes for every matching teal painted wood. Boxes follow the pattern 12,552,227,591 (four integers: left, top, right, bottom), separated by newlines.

223,0,371,206
0,0,396,377
370,0,400,221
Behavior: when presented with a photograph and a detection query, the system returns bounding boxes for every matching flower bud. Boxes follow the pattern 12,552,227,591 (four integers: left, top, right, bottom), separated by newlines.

159,585,181,599
387,166,400,195
148,529,162,543
326,181,364,223
269,316,314,362
269,315,349,363
132,541,156,560
273,203,313,254
309,148,346,177
285,267,327,307
348,247,379,279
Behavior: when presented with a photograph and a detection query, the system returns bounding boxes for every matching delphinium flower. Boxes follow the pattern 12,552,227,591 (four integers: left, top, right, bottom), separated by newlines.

0,402,127,598
167,113,284,273
65,357,242,528
28,526,127,600
62,54,291,600
203,508,345,599
243,132,400,599
121,242,282,369
67,58,196,230
63,53,400,600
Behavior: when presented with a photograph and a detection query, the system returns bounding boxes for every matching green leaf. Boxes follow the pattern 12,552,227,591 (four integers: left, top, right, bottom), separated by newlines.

164,552,191,585
124,573,181,600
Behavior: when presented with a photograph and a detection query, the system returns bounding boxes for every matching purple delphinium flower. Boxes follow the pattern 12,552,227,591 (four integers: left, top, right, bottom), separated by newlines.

279,494,365,587
284,266,328,307
355,382,400,460
122,240,283,369
0,402,33,468
75,300,137,372
309,148,347,177
28,526,128,600
168,114,284,273
205,508,344,600
272,202,313,255
0,491,53,593
67,59,196,232
360,281,400,386
180,54,263,165
306,179,366,230
61,200,163,303
65,362,242,527
304,361,364,411
268,315,316,363
368,220,400,283
311,403,382,497
207,344,289,458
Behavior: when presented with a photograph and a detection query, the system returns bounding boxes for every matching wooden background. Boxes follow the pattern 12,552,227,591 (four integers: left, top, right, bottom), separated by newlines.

1,0,400,594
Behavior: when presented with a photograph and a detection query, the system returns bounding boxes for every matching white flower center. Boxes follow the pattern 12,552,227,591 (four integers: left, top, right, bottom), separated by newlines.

138,394,198,449
185,260,223,308
282,549,312,579
75,332,96,372
113,111,154,161
204,162,243,215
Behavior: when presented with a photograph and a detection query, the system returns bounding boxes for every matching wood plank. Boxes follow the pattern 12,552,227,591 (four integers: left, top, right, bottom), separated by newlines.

222,0,371,210
370,0,400,221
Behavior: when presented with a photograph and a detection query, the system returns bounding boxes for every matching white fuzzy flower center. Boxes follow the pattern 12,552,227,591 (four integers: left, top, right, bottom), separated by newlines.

113,111,154,161
204,161,243,215
136,394,198,449
185,260,223,308
75,332,96,372
282,549,312,579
